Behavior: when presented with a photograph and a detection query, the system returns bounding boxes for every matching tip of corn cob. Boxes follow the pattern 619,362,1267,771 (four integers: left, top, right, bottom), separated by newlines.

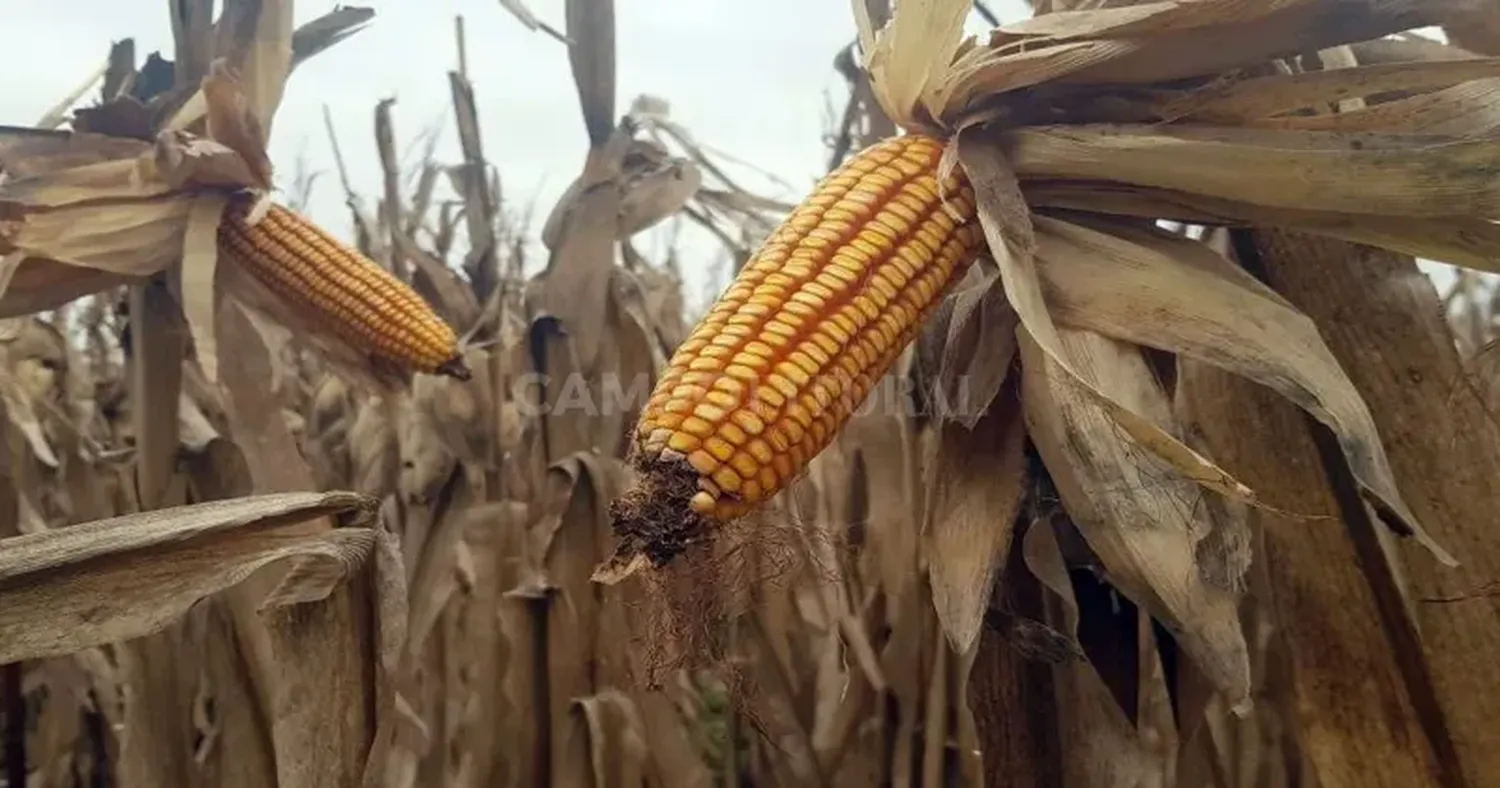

434,355,473,381
593,451,713,585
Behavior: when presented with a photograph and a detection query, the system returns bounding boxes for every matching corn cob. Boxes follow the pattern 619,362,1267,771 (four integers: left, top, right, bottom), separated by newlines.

596,133,985,581
217,195,470,381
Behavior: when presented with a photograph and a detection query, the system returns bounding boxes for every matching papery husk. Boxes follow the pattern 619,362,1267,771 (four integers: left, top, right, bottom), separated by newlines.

852,0,1479,572
0,491,379,663
0,63,267,318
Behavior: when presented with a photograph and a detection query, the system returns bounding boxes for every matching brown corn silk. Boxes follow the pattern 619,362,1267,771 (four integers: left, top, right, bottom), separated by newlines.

598,133,985,579
216,194,471,380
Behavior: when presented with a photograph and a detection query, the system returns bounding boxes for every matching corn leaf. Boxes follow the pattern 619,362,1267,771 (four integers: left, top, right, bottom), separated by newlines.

1018,326,1254,706
180,193,228,385
1163,58,1500,122
1019,514,1166,787
956,128,1257,505
566,0,617,149
0,492,378,663
1031,213,1456,565
923,384,1027,654
1260,77,1500,134
853,0,972,131
999,123,1500,218
1022,180,1500,276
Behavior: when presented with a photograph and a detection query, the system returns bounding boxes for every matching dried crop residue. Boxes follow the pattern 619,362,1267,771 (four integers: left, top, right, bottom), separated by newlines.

602,454,836,703
604,455,713,570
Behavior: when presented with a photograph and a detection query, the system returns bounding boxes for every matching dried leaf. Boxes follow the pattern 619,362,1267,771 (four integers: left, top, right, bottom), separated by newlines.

408,501,527,658
1259,76,1500,134
538,136,627,374
1020,0,1468,88
566,0,617,147
928,260,1018,427
924,383,1027,653
853,0,973,131
167,1,296,140
181,192,227,384
1020,515,1162,788
150,130,266,191
0,369,59,469
291,6,378,66
574,690,649,787
1165,58,1500,122
619,155,702,239
1032,214,1455,564
498,0,568,42
998,123,1500,218
956,128,1256,505
0,125,145,179
201,60,274,190
1022,180,1500,277
0,491,378,663
1018,325,1253,707
1000,0,1297,40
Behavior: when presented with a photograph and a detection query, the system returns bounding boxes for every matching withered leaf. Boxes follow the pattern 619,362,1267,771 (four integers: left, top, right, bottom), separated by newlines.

1018,325,1253,706
924,382,1028,654
0,491,377,663
957,127,1256,505
1020,515,1164,788
998,123,1500,219
1031,213,1454,565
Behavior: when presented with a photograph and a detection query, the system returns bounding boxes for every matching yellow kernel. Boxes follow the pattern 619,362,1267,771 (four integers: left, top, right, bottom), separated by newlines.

718,421,748,445
729,453,759,479
731,352,770,371
775,361,811,388
667,432,701,453
772,455,794,481
746,439,774,464
712,466,743,493
693,402,728,423
731,410,765,435
689,356,725,372
687,450,719,475
680,416,714,437
671,384,708,401
765,320,797,337
704,436,736,462
713,377,747,396
789,350,821,376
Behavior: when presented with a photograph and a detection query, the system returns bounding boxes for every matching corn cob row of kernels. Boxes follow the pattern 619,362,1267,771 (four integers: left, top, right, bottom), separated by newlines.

217,196,470,380
628,133,984,523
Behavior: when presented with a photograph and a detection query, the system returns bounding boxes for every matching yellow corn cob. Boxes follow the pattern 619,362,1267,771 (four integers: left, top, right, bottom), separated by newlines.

597,133,985,580
217,195,470,380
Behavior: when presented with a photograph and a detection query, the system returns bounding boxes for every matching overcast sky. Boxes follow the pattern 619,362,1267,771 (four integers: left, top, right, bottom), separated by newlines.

2,1,1466,311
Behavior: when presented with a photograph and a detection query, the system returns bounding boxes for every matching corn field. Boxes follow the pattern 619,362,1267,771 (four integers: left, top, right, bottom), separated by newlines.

2,1,1500,786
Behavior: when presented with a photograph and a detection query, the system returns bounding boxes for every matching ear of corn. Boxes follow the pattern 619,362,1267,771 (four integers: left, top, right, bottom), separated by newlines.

217,196,470,381
601,133,984,578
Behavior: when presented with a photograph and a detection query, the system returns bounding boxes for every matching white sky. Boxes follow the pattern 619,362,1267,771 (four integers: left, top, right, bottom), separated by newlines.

0,1,1472,311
